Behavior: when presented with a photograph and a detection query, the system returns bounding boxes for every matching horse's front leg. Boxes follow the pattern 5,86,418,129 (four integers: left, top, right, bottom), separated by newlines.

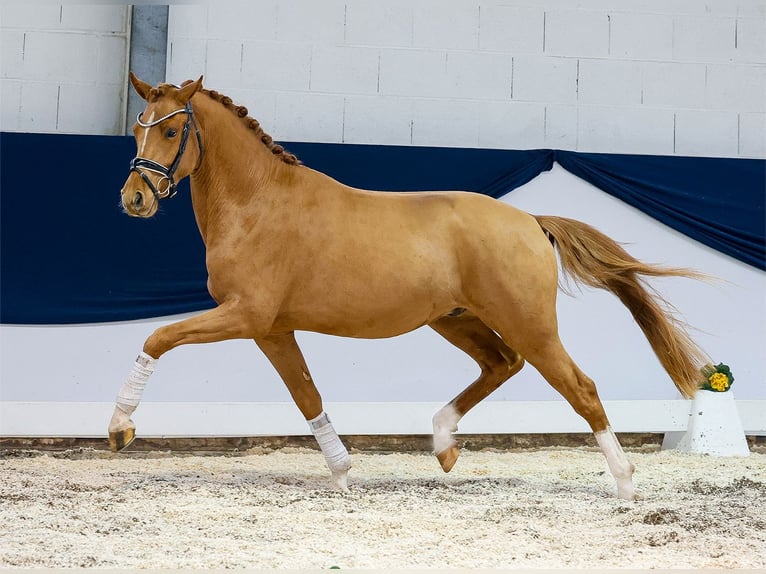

108,301,251,451
255,332,351,492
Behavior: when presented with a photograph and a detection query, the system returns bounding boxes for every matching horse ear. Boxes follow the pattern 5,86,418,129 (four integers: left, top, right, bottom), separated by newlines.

177,76,203,103
129,71,152,101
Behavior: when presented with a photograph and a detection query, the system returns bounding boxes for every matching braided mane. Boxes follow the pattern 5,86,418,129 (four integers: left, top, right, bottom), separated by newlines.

200,88,300,166
149,82,300,166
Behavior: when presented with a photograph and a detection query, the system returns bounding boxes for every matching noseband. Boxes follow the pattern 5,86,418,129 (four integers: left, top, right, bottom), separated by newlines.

129,101,203,201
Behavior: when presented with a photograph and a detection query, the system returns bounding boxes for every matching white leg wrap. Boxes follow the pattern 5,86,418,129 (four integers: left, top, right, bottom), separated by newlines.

432,404,461,454
116,352,157,416
595,426,637,500
308,412,351,473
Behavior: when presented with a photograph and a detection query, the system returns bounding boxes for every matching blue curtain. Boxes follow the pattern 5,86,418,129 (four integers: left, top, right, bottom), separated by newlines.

1,133,763,324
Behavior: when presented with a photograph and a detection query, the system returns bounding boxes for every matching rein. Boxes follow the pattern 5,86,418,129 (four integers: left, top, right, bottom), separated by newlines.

129,101,204,201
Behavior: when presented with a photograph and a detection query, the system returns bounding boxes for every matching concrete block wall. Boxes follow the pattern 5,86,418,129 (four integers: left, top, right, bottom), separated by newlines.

1,2,763,157
164,0,766,158
0,4,129,134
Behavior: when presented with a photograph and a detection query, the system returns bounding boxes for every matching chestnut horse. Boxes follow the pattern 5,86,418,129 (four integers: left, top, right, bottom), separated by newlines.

109,73,709,500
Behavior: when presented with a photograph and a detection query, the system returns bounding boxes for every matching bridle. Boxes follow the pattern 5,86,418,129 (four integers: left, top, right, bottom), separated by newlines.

129,100,204,201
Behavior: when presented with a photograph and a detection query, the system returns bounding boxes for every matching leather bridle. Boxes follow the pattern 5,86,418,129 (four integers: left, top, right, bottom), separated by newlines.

129,101,204,201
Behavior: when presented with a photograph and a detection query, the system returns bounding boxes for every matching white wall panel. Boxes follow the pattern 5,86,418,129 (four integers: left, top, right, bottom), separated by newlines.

413,1,479,50
675,110,739,157
577,59,643,106
641,62,706,108
310,46,379,95
705,64,766,112
739,112,766,157
343,96,413,145
512,55,577,103
578,106,675,155
478,4,544,54
609,13,674,60
0,4,128,135
477,101,545,149
672,15,738,63
543,10,610,58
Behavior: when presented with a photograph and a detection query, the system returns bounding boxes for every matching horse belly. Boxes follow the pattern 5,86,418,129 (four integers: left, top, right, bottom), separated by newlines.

276,251,460,338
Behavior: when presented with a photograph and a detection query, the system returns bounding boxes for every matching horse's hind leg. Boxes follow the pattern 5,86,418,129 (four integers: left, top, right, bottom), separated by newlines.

255,332,351,492
429,312,525,472
522,338,637,500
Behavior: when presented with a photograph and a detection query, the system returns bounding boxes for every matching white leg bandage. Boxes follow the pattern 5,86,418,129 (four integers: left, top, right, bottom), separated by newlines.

432,404,461,454
308,412,351,473
116,352,157,415
595,426,637,500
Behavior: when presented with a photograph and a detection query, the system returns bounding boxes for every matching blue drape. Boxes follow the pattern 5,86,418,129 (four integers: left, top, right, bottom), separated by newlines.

1,133,763,324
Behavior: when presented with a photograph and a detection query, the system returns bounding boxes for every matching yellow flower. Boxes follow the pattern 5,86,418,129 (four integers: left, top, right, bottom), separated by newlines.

709,372,730,392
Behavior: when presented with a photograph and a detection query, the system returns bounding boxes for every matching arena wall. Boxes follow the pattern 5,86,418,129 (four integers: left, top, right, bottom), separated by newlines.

1,1,764,437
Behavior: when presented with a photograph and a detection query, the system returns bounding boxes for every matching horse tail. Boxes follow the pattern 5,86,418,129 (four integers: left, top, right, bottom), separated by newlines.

534,214,708,399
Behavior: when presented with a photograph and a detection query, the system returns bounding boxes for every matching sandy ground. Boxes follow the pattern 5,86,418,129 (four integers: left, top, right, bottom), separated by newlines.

0,445,764,570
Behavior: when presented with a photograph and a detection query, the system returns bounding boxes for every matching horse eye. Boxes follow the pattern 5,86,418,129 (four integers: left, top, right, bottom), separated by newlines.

165,128,178,138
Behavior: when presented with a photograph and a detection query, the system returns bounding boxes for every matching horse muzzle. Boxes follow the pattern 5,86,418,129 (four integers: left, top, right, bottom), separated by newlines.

121,186,158,218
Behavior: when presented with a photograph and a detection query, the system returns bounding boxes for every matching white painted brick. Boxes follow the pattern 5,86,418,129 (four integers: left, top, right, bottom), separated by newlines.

167,38,207,84
273,92,344,142
739,112,766,157
59,5,128,34
206,1,277,41
0,79,21,131
58,83,124,135
411,99,480,148
310,46,379,95
609,13,673,60
641,62,706,108
444,51,512,100
544,104,578,150
220,88,277,134
577,59,642,106
1,30,24,79
343,95,413,145
23,32,99,83
479,4,544,54
512,55,577,103
96,35,128,87
675,110,738,156
18,82,59,132
275,0,346,44
168,6,208,39
0,4,61,29
204,40,242,89
706,63,766,112
241,41,311,91
477,101,545,149
578,106,675,155
378,49,446,98
544,10,609,58
345,1,413,47
736,18,766,63
413,1,479,50
673,15,737,62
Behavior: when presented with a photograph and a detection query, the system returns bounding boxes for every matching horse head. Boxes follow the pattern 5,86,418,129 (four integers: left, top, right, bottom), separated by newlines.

121,72,204,217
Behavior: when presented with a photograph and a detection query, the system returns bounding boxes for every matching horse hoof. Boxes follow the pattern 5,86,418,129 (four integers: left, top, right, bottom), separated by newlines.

436,446,460,473
331,469,350,493
108,426,136,452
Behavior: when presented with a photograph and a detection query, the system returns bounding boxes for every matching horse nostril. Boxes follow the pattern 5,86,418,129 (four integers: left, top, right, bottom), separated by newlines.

133,192,143,210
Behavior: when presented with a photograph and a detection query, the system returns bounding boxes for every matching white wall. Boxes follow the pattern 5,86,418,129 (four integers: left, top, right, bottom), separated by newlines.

167,0,766,157
2,1,763,155
0,4,129,134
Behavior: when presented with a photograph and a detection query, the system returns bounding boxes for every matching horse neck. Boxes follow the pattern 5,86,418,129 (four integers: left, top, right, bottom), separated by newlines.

188,98,290,240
